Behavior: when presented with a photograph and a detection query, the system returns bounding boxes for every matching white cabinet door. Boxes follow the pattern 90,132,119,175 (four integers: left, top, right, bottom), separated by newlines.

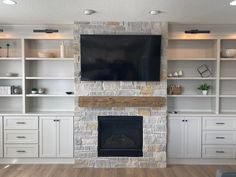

57,117,73,158
0,116,3,158
168,117,185,158
40,117,57,158
185,117,202,158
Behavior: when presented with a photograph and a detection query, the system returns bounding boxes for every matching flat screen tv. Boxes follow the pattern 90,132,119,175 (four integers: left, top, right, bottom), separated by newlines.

80,34,162,81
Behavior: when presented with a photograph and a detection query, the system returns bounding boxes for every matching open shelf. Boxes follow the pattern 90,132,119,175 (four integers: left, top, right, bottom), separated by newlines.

168,60,216,78
24,39,73,58
0,97,22,113
25,97,74,113
168,39,217,59
0,39,22,58
168,97,216,113
25,60,74,78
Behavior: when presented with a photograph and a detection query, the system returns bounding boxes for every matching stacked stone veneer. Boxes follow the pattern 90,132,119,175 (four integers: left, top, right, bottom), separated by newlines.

74,21,168,168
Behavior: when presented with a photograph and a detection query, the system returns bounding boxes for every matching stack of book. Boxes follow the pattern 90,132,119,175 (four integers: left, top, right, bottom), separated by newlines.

0,86,13,95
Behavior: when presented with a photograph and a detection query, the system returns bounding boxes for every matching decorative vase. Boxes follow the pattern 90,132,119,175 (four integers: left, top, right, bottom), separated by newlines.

202,90,208,95
60,41,65,58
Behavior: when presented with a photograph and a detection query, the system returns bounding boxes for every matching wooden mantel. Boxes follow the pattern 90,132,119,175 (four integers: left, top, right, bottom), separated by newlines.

79,96,166,108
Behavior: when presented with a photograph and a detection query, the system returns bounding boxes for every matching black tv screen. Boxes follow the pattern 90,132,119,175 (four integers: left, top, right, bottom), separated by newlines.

80,35,162,81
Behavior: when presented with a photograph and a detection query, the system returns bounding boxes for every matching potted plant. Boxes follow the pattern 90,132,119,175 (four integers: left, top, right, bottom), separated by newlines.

31,88,38,94
198,83,210,95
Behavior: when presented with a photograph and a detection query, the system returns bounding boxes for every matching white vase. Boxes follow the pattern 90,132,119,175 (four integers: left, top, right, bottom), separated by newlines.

202,90,208,95
60,41,65,58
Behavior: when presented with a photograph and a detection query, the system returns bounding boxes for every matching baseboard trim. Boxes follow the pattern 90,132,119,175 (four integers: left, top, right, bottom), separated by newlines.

0,158,75,164
168,158,236,165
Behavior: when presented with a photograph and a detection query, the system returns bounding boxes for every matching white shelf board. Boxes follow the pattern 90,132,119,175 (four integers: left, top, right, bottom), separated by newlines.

221,58,236,61
167,95,216,98
220,94,234,98
26,57,74,61
220,77,236,80
168,58,217,61
167,77,216,80
0,57,22,60
0,77,22,80
0,95,22,97
25,111,74,116
26,94,74,97
26,77,74,80
168,111,217,116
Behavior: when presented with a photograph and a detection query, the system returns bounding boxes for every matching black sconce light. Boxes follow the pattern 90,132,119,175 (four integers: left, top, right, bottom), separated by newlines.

185,29,210,34
33,29,59,33
0,29,3,32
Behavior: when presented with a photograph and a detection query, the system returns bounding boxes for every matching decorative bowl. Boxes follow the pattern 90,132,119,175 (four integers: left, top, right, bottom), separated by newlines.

66,92,73,95
221,49,236,58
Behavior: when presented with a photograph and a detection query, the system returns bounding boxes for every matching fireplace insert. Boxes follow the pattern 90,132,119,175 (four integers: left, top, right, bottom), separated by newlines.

98,116,143,157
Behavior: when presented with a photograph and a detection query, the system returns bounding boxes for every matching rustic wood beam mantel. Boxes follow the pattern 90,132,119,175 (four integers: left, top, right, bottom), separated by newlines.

79,96,166,108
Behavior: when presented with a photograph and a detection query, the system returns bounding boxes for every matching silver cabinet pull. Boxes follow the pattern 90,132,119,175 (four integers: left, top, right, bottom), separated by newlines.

216,137,225,139
53,120,60,122
16,122,26,124
216,123,225,125
16,150,26,153
216,151,225,153
16,136,26,139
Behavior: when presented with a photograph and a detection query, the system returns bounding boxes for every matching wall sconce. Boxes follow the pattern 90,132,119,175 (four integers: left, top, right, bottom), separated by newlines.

33,29,59,33
185,29,210,34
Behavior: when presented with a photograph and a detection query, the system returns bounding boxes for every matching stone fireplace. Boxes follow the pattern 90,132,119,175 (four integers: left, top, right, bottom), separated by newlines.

74,21,168,168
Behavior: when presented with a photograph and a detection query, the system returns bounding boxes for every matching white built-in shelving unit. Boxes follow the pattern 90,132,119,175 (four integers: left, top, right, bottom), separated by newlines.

0,38,74,114
168,38,236,115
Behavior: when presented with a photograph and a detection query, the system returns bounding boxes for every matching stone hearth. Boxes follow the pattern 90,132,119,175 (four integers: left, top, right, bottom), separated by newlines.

74,21,168,168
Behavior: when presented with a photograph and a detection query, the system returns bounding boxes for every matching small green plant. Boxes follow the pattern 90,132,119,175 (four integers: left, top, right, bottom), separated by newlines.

31,88,38,91
198,83,210,91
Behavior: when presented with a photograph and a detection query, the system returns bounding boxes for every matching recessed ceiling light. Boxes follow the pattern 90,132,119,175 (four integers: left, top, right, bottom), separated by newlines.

230,0,236,6
83,9,96,15
2,0,17,5
149,10,162,15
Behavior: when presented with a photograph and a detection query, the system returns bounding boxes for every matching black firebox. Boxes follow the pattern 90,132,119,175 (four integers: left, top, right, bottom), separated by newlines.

98,116,143,157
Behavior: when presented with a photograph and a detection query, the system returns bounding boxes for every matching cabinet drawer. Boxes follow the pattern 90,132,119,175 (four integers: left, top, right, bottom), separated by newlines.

203,131,236,145
203,117,236,130
202,145,235,158
4,144,38,158
4,131,38,144
4,116,38,130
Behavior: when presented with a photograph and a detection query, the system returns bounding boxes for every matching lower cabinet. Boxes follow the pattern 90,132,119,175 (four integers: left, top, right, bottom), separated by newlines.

40,116,73,158
0,116,3,158
168,116,202,158
3,116,39,158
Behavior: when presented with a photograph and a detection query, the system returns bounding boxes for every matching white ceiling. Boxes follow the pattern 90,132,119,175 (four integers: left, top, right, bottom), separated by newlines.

0,0,235,25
